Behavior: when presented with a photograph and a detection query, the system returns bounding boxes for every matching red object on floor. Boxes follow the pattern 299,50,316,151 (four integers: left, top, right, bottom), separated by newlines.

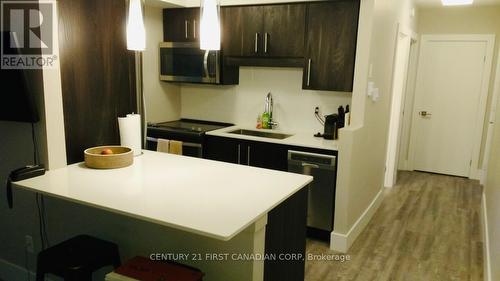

114,256,204,281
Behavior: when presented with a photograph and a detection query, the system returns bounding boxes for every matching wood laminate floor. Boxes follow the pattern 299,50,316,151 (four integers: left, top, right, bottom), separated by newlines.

305,171,484,281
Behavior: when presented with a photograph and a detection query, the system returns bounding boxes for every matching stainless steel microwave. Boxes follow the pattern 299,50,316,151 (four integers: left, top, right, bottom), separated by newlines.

159,42,220,84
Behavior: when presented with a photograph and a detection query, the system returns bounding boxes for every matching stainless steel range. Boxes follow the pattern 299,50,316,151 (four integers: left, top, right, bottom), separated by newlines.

147,119,233,158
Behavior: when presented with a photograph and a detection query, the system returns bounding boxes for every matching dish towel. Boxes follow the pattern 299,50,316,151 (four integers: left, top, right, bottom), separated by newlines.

169,140,183,155
156,139,170,153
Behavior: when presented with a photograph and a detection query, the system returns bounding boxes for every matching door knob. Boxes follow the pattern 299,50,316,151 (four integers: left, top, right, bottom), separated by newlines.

419,111,432,117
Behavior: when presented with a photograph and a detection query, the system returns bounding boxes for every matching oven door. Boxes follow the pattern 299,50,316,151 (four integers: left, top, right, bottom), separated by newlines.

146,137,203,158
159,42,219,84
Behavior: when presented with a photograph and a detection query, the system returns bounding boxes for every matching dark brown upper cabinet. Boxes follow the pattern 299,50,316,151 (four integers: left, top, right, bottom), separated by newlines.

302,1,360,92
221,4,305,59
261,4,305,58
221,6,263,57
163,8,199,42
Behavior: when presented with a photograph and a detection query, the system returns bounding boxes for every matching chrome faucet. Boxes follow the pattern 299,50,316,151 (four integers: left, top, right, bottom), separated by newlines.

265,92,278,129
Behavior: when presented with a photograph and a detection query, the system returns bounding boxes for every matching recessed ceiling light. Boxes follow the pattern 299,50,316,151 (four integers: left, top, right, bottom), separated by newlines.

441,0,473,6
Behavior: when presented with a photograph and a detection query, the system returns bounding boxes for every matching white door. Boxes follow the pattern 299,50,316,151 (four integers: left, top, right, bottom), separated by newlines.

410,36,488,177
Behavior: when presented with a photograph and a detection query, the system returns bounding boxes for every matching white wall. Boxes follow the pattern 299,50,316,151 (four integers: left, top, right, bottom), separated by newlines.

143,5,181,123
181,67,352,133
332,0,418,252
484,77,500,281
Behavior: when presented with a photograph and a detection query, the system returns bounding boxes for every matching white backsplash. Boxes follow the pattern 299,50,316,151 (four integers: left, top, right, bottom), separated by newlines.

180,67,352,134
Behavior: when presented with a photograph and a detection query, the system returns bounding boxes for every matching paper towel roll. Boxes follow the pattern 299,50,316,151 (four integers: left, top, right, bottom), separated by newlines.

118,114,142,156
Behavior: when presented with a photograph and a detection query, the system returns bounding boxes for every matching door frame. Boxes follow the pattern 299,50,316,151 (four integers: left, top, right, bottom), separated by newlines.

481,49,500,184
384,23,415,187
398,37,419,171
408,34,496,179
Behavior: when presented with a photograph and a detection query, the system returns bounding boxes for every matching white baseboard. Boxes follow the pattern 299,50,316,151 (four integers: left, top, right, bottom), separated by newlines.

330,188,385,253
1,258,64,281
481,192,492,281
470,168,482,181
480,169,487,185
0,258,36,281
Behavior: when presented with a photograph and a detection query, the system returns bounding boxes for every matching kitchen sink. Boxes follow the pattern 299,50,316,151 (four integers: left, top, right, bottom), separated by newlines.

228,129,293,140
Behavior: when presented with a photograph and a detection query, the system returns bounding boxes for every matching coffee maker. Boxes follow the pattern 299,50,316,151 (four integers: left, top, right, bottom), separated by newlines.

323,114,340,140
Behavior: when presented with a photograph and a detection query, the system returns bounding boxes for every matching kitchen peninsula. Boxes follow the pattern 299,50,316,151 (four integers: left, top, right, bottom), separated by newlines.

12,150,312,281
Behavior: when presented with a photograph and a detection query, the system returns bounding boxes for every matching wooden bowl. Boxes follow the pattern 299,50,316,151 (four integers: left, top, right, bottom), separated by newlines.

84,146,133,169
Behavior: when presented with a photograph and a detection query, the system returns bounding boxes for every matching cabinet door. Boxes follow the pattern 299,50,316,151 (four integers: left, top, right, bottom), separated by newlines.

163,8,199,42
248,141,288,171
262,4,306,58
204,136,240,164
303,1,360,91
221,6,264,57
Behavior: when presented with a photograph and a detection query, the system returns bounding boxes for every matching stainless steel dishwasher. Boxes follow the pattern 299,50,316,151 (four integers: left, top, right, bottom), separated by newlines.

287,150,337,233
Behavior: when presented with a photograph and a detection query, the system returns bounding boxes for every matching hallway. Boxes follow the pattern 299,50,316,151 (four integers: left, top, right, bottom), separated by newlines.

305,171,484,281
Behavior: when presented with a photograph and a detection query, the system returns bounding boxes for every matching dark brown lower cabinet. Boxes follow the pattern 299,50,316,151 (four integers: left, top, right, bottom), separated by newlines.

58,0,137,164
204,136,340,281
247,141,288,171
204,136,240,164
264,187,308,281
204,136,288,170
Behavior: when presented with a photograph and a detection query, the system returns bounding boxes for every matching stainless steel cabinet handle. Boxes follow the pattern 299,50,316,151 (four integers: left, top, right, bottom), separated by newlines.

185,20,189,39
193,20,196,38
307,58,312,86
247,146,251,165
203,50,209,78
264,33,268,53
237,144,241,164
302,162,320,169
255,33,259,53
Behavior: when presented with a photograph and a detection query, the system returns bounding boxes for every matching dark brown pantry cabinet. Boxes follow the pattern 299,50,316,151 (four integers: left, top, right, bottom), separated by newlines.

302,1,360,92
221,4,306,58
58,0,137,164
163,8,199,42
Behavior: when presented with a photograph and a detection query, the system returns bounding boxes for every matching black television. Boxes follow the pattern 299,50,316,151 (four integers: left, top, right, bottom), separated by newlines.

0,31,40,123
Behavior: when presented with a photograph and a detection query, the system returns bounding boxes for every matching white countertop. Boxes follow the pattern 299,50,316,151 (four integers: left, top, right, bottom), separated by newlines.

13,151,312,241
207,126,339,151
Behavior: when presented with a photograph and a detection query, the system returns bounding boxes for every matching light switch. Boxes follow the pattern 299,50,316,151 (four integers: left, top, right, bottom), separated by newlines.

372,88,380,102
367,81,375,97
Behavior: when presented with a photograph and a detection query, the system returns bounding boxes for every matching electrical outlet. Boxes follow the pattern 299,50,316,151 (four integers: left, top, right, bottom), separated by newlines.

25,235,34,253
314,107,320,114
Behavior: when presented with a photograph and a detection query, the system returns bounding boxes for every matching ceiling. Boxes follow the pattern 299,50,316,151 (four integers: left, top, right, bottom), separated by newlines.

147,0,324,8
147,0,500,8
415,0,500,7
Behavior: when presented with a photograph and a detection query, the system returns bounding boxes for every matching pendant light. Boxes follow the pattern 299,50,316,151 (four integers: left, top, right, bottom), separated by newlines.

126,0,146,51
126,0,147,150
200,0,221,50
